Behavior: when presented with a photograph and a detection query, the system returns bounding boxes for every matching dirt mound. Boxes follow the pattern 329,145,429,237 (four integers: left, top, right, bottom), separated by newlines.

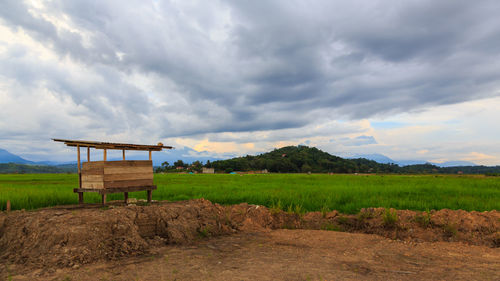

0,199,235,269
1,200,499,270
223,204,500,247
300,208,500,247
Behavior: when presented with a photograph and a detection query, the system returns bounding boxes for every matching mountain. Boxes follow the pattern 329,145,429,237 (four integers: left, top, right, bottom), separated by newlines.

151,146,226,166
396,160,429,166
0,163,76,173
352,153,477,167
352,154,428,166
0,148,34,164
104,146,225,166
350,153,396,164
34,160,74,165
0,146,223,173
432,161,477,167
0,146,224,167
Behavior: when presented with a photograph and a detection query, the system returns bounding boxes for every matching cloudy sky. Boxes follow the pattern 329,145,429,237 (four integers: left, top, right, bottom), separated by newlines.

1,0,500,165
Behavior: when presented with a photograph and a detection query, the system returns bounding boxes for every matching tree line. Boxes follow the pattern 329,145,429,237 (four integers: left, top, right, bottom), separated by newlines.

155,145,500,175
0,163,76,174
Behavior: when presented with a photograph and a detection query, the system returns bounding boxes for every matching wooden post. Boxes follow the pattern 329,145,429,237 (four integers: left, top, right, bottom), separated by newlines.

6,200,11,212
77,145,81,189
149,150,152,161
102,193,107,205
124,192,128,203
87,147,90,162
147,190,152,203
122,150,126,160
103,149,107,161
78,192,84,204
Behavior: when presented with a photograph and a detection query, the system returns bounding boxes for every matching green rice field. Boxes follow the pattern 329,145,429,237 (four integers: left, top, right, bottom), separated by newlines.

0,173,499,214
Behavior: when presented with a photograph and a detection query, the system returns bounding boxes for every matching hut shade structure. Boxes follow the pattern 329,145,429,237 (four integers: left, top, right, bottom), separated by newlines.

53,139,173,205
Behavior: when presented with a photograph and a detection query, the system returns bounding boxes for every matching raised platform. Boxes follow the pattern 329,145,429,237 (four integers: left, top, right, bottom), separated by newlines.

73,185,157,205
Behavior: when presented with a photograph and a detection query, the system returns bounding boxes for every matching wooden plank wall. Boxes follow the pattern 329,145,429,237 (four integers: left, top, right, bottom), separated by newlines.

103,160,153,188
81,160,154,189
81,161,104,189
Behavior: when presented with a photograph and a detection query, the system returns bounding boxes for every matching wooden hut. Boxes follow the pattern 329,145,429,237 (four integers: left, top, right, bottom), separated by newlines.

53,139,173,205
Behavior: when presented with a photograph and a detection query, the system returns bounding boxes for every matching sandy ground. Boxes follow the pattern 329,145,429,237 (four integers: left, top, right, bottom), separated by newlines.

4,229,499,281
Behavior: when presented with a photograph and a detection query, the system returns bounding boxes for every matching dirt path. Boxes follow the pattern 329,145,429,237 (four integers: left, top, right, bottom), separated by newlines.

1,200,499,280
5,229,499,281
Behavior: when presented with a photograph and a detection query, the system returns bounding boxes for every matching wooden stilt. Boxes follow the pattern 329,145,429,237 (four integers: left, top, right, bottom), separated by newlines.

87,147,90,162
6,200,11,212
78,192,84,204
149,150,152,161
77,145,81,171
77,145,81,189
103,149,107,161
73,186,157,206
122,149,126,160
124,192,128,203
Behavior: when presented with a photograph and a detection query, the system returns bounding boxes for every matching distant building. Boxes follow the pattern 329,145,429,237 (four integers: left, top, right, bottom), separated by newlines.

202,167,215,174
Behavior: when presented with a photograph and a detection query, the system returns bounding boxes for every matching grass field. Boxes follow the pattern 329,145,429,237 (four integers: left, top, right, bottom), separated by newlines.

0,173,499,213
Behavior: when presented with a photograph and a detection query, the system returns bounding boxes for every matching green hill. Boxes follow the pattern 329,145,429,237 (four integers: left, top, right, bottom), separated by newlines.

208,145,397,173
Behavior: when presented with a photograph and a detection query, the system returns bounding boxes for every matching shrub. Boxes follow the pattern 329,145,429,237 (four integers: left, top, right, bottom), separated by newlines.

270,200,283,214
286,204,305,216
320,205,329,218
383,208,399,228
414,210,432,228
357,209,374,221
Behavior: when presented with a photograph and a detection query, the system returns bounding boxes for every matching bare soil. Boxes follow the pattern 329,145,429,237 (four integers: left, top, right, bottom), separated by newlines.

1,199,499,280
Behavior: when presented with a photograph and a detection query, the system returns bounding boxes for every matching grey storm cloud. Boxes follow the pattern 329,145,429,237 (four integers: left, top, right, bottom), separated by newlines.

1,0,500,139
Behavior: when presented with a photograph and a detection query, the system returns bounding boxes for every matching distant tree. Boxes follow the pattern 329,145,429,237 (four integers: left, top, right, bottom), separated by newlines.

191,160,203,172
161,161,170,169
174,160,185,168
301,164,312,173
